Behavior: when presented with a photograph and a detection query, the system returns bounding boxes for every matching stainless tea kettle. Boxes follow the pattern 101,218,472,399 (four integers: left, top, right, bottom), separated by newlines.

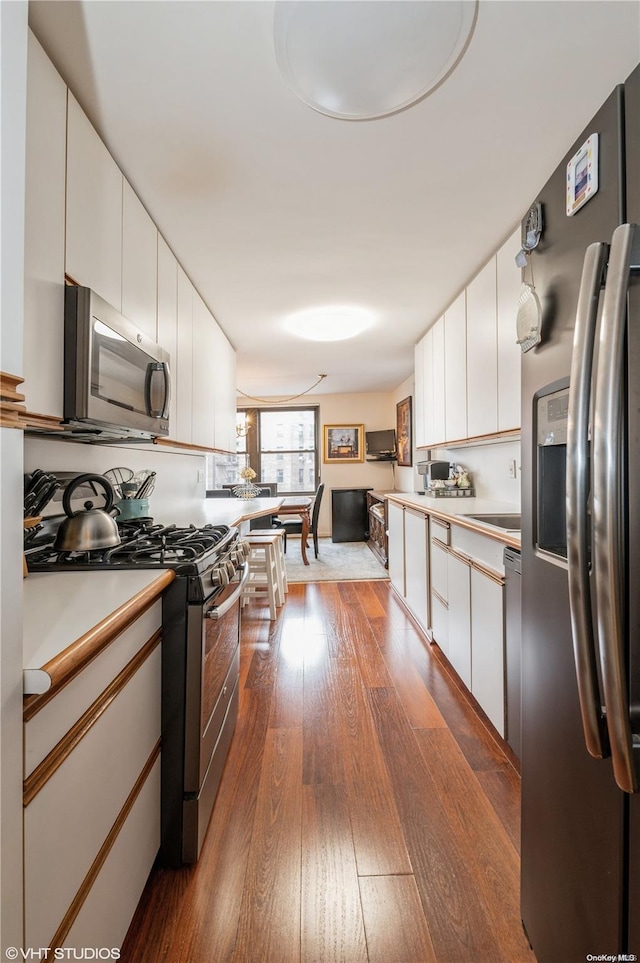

54,473,121,551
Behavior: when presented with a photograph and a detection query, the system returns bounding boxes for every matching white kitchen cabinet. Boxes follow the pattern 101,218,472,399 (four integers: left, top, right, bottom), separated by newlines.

192,291,217,449
430,592,449,658
404,508,429,631
157,236,178,438
66,93,123,311
23,31,67,419
211,321,237,453
422,327,435,447
497,229,522,432
444,290,467,442
447,550,471,688
429,531,449,601
414,339,425,449
387,501,405,597
471,564,505,735
431,316,446,445
466,257,498,439
122,181,158,339
175,266,194,443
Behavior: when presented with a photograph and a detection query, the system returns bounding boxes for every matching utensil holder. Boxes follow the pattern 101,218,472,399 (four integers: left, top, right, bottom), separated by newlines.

115,498,150,521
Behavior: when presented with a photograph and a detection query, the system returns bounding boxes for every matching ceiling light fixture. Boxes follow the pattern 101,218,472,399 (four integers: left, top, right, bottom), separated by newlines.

284,306,374,342
274,0,478,121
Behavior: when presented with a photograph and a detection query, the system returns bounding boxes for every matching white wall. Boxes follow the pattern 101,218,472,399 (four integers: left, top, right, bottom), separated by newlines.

423,439,522,506
391,374,416,494
24,438,207,526
0,1,28,951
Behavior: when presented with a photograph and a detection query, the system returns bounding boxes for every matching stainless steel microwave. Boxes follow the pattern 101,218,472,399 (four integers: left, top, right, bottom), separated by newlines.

64,286,171,440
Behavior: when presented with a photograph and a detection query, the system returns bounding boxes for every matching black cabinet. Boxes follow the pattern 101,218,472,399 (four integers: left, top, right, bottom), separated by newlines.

331,487,373,542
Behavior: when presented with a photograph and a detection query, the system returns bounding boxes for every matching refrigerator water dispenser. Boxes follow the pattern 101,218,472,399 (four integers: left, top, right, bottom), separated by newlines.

536,384,570,559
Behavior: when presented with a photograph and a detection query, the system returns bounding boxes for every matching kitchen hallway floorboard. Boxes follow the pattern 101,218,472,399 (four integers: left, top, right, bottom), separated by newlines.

121,581,535,963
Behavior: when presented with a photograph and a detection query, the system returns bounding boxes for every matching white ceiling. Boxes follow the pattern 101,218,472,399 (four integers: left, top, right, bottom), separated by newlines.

29,1,640,399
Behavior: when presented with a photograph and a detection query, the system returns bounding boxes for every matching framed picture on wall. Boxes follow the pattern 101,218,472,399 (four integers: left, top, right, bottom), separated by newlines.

323,424,364,463
396,396,412,467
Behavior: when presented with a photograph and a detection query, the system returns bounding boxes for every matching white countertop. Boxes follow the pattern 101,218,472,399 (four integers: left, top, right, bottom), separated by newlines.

23,569,169,694
153,497,284,529
385,492,521,547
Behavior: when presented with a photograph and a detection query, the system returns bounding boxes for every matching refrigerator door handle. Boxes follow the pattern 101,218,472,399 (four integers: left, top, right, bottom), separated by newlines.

593,222,640,794
567,241,609,759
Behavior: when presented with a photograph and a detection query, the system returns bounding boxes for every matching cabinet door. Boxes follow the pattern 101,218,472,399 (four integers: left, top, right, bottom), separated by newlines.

466,257,497,438
157,236,178,437
432,316,446,444
387,502,405,597
122,181,158,339
422,328,435,447
212,322,237,453
471,566,505,735
497,229,522,431
404,509,428,630
431,592,449,657
66,94,122,310
444,290,467,442
23,32,67,418
191,291,216,449
448,552,471,688
414,339,425,449
175,266,193,443
429,536,448,602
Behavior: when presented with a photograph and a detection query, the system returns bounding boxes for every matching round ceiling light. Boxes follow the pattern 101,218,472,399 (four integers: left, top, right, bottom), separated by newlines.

274,0,478,121
284,306,374,342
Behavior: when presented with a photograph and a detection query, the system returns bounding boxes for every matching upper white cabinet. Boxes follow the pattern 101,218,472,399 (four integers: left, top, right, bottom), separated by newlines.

422,327,434,448
466,257,498,439
211,324,237,453
122,182,158,340
431,317,446,445
175,267,194,444
191,292,216,450
23,32,67,418
444,291,467,442
497,229,522,431
414,340,425,449
156,236,178,437
66,94,123,311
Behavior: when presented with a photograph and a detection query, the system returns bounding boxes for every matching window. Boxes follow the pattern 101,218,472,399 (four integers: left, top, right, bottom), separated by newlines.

238,406,319,494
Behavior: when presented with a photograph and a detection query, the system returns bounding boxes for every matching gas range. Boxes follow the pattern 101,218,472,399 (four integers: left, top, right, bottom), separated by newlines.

25,520,246,603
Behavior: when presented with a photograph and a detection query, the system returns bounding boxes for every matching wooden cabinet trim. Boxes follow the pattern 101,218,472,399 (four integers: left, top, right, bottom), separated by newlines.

431,587,449,609
470,559,505,586
47,740,160,952
0,371,27,428
23,571,173,721
24,630,161,806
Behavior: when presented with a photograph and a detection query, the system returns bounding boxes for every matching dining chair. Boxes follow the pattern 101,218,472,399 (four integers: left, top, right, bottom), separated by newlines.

278,483,324,558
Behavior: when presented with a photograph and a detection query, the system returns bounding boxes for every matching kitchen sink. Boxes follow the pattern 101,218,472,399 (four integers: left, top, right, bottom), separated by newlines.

465,513,521,531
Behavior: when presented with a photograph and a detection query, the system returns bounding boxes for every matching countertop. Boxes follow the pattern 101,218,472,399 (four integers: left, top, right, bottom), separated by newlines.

385,492,521,549
23,569,174,696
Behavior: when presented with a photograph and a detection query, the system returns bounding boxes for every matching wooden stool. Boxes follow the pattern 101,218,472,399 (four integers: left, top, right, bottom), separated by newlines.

249,528,288,601
241,533,282,619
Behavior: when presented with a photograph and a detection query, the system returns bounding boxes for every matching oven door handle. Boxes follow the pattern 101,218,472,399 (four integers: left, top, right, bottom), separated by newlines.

205,563,249,620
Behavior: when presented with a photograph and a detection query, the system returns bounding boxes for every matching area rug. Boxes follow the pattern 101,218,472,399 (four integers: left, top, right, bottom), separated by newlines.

284,538,389,583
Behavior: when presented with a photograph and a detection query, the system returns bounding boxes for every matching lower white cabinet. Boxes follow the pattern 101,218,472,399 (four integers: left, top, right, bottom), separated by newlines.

404,508,429,631
387,501,405,597
23,604,162,950
430,591,449,658
447,551,472,688
470,565,505,736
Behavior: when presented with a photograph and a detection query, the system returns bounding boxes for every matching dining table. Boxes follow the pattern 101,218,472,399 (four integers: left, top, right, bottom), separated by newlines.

275,496,312,565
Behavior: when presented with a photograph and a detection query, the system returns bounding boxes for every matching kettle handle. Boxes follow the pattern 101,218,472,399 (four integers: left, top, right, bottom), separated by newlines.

62,473,115,517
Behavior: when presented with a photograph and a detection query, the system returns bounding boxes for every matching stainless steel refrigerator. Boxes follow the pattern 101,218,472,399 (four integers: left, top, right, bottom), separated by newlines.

521,62,640,962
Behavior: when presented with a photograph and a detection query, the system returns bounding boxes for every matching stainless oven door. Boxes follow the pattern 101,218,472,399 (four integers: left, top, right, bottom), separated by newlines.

182,563,248,862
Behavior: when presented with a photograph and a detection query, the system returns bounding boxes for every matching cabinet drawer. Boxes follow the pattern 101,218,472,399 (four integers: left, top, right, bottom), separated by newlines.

430,518,451,545
25,602,161,777
24,646,161,948
63,756,160,951
430,538,449,602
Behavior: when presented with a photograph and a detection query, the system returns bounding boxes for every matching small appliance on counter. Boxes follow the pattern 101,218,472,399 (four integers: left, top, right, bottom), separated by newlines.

417,460,475,497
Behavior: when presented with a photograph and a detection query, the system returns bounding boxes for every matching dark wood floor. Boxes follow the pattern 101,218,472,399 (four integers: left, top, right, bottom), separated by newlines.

122,580,536,963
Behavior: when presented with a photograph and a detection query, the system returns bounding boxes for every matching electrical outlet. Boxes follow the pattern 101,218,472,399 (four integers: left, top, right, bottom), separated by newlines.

197,469,205,484
508,460,517,479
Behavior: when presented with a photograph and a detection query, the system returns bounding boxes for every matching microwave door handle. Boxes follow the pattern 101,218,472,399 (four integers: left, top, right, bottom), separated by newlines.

145,362,171,419
567,241,609,760
593,223,640,793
